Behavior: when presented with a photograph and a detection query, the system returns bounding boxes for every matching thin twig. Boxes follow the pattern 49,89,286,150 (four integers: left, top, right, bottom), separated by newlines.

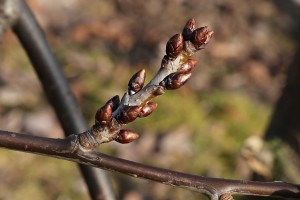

77,18,214,151
0,130,299,200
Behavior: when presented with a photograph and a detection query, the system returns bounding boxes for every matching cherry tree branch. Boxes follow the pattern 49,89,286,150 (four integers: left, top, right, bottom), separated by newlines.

77,19,214,151
1,18,299,200
0,130,299,200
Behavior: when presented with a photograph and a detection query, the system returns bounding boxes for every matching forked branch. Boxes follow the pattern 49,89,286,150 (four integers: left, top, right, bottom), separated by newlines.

0,19,299,200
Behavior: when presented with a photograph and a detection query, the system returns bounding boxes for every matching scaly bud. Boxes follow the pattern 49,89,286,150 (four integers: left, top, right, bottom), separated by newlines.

116,105,142,124
114,129,140,144
128,69,146,95
191,26,214,50
95,101,113,124
182,18,196,41
166,33,184,59
139,102,158,117
110,95,120,111
160,72,192,90
178,59,197,73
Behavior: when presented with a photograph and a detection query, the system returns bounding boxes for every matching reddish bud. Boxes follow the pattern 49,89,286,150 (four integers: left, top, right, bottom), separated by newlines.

182,18,196,41
110,95,120,111
178,59,197,73
95,101,113,124
116,105,142,124
114,129,140,144
191,26,214,50
160,72,192,90
128,69,146,95
166,33,184,59
139,102,158,117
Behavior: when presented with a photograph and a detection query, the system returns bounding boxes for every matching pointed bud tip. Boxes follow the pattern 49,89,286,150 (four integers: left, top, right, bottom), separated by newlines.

163,72,192,90
95,102,113,124
184,18,196,30
166,33,184,58
110,95,120,111
183,18,196,41
191,26,213,50
128,69,146,94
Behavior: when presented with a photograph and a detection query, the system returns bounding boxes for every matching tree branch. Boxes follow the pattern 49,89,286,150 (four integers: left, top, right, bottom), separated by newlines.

77,19,214,151
0,130,299,200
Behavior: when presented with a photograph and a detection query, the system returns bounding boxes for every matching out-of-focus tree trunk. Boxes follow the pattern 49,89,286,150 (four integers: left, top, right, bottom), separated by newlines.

265,0,300,156
264,41,300,155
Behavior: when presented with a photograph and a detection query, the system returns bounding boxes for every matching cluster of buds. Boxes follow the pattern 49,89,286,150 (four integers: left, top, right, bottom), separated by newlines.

78,18,213,151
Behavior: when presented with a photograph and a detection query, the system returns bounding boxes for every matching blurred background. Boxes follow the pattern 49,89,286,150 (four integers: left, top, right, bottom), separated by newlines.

0,0,299,199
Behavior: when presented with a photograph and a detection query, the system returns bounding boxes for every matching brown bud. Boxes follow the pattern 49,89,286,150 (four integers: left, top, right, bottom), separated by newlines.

191,26,214,50
110,95,120,111
128,69,146,95
178,59,197,73
116,105,142,124
139,102,158,117
166,33,184,59
95,101,113,124
114,129,140,144
160,72,191,90
182,18,196,41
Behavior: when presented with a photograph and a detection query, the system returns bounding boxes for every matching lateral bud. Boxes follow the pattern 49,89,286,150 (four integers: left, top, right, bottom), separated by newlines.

110,95,120,111
182,18,196,41
160,72,192,90
166,33,184,59
139,102,158,118
178,59,197,73
95,101,113,124
191,26,214,50
128,69,146,95
114,129,140,144
116,105,142,124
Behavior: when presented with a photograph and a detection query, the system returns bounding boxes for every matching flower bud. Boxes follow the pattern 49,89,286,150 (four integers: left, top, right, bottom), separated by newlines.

128,69,146,95
114,129,140,144
178,59,197,73
160,72,191,90
95,101,113,124
182,18,196,41
110,95,120,111
191,26,214,50
166,33,184,59
139,102,158,118
116,105,142,124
